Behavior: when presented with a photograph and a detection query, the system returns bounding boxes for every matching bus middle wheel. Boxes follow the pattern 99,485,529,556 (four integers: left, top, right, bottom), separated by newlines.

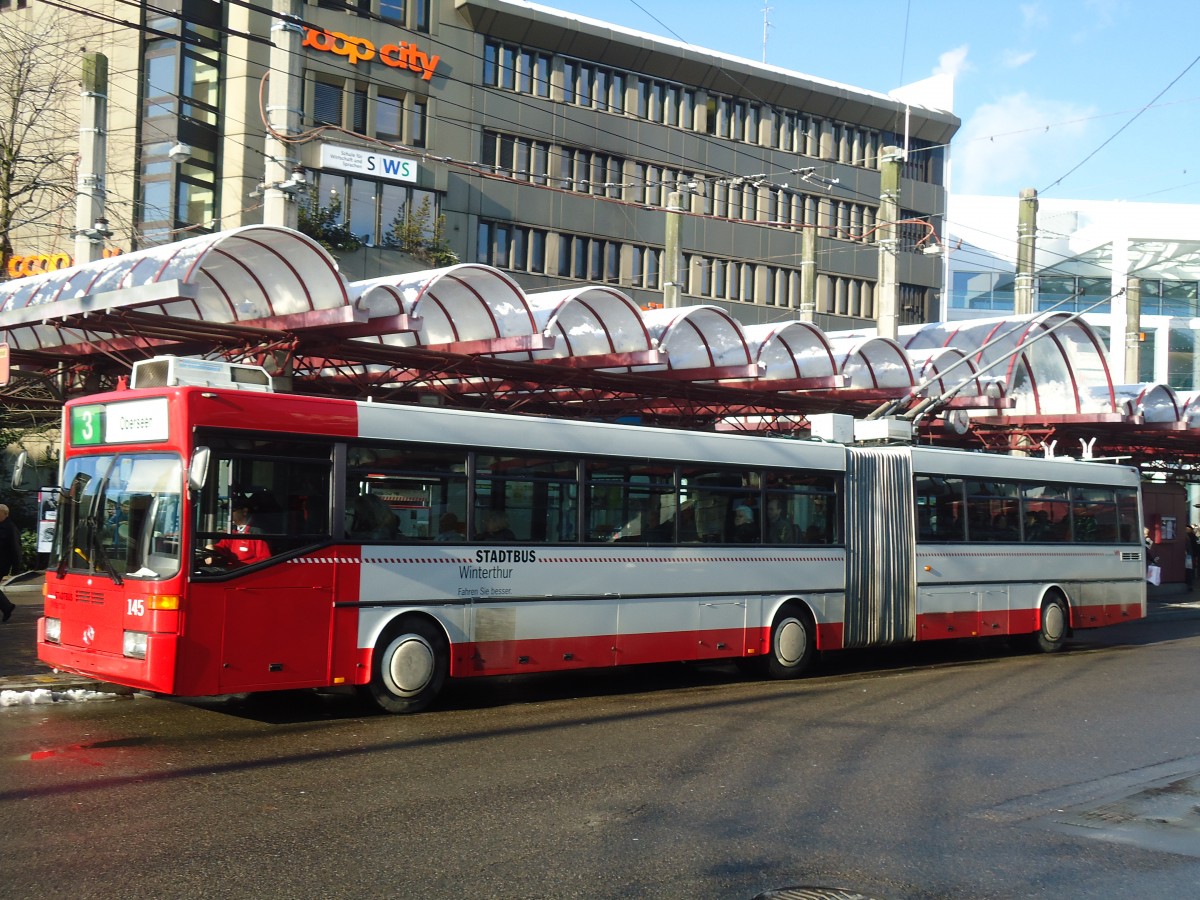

765,604,816,679
1031,592,1069,654
365,616,449,714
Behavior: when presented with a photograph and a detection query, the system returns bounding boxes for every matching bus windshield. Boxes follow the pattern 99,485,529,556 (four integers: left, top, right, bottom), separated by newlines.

55,453,183,581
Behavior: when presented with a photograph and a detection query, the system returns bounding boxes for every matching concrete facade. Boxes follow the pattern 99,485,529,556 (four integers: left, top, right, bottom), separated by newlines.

3,0,957,332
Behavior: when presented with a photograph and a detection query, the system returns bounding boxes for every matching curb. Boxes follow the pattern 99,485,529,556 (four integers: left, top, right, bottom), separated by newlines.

0,672,134,696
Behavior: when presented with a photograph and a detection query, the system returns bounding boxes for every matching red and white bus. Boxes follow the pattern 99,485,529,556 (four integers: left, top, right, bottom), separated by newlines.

30,356,1146,713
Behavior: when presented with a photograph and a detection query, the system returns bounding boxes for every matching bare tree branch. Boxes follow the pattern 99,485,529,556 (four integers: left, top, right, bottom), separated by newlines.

0,11,84,267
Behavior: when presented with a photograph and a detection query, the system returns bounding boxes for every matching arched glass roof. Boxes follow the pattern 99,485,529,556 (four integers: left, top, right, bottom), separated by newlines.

7,226,1200,447
0,226,346,351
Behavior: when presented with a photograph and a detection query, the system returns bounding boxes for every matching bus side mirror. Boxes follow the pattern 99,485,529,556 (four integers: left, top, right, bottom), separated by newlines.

188,447,210,492
11,450,38,492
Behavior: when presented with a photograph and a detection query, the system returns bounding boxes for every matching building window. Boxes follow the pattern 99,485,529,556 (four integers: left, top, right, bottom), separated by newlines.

312,171,440,249
899,283,927,323
484,40,551,98
307,74,425,146
950,272,1016,311
315,0,369,12
313,80,343,127
137,10,221,245
410,98,427,147
377,0,427,29
352,87,368,133
1140,279,1199,316
377,94,403,141
477,221,549,273
477,39,895,177
1037,275,1111,313
144,53,177,118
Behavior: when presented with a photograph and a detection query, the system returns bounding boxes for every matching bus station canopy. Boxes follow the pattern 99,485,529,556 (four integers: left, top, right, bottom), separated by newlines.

0,225,1197,466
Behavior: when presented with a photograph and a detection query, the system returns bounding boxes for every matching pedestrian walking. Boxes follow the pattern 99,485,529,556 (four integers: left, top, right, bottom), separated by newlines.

0,503,23,622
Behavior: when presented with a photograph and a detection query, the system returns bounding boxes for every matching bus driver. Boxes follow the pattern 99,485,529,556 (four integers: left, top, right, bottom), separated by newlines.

205,497,271,567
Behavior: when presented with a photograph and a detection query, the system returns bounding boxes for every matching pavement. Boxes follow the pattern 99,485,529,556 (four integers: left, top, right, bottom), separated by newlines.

0,573,1195,699
0,572,134,698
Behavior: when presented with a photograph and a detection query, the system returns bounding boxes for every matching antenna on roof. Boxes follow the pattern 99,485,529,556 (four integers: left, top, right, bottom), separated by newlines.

761,3,772,63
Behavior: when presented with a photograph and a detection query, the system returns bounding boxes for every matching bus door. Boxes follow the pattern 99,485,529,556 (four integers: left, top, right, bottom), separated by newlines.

186,561,338,696
188,562,338,693
843,447,917,648
188,433,336,692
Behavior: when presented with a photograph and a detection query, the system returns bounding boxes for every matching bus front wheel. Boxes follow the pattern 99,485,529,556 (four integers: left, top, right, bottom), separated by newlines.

1031,593,1069,653
363,617,449,714
764,604,816,679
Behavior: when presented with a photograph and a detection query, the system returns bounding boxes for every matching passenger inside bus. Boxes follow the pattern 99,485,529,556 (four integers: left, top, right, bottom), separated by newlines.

618,501,674,542
1025,509,1049,541
437,512,464,541
347,493,398,541
732,505,758,542
476,509,516,541
765,498,799,543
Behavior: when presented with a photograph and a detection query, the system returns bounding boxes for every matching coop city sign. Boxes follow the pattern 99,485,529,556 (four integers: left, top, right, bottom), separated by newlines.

302,27,440,81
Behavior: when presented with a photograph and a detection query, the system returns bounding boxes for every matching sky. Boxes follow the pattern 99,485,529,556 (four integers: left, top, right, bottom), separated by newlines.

533,0,1200,205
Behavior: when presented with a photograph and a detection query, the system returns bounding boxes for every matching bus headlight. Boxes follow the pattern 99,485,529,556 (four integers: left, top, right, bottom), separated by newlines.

45,617,61,643
123,631,148,659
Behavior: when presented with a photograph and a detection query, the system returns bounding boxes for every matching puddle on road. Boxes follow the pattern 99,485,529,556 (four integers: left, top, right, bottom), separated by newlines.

24,736,152,766
1049,772,1200,858
981,754,1200,859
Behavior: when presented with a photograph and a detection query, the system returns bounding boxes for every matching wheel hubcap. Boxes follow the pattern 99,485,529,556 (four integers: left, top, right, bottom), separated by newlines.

775,618,807,666
1043,603,1065,641
384,635,435,696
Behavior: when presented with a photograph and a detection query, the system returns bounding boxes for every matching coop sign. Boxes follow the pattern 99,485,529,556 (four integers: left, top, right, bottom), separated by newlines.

8,252,71,278
8,247,123,279
302,27,440,81
320,144,418,184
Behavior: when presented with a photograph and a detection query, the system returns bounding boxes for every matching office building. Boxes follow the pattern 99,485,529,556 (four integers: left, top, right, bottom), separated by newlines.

4,0,957,331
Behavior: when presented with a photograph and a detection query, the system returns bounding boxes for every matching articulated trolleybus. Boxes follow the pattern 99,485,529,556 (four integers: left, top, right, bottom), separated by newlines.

34,356,1146,713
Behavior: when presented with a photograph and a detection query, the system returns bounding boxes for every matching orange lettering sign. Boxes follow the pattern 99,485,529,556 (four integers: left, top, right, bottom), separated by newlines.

6,247,122,278
302,27,440,81
7,252,72,278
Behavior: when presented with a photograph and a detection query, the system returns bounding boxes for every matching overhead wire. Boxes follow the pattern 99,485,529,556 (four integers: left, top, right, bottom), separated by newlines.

1040,51,1200,196
21,0,1191,301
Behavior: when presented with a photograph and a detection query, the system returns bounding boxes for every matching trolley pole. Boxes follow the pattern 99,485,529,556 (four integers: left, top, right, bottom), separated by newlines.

663,191,685,308
74,53,109,264
263,0,303,229
876,146,902,340
1014,187,1038,316
1125,276,1141,382
798,225,816,321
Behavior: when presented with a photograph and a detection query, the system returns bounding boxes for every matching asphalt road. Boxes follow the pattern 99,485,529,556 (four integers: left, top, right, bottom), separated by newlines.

3,603,1200,899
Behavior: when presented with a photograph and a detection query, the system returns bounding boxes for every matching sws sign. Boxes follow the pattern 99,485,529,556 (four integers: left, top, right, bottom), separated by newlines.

302,27,440,81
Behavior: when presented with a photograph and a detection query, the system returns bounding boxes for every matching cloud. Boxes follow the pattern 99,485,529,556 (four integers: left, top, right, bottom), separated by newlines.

1001,49,1035,69
934,45,970,79
951,93,1095,195
1020,3,1050,31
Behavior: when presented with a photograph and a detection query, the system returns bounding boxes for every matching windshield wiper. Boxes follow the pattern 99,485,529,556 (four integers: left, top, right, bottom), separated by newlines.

57,477,85,578
86,512,123,586
82,458,124,586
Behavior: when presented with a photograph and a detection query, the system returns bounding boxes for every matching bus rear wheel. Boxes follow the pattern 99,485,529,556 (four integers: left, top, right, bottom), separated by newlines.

1030,593,1069,653
364,617,449,714
764,604,816,679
